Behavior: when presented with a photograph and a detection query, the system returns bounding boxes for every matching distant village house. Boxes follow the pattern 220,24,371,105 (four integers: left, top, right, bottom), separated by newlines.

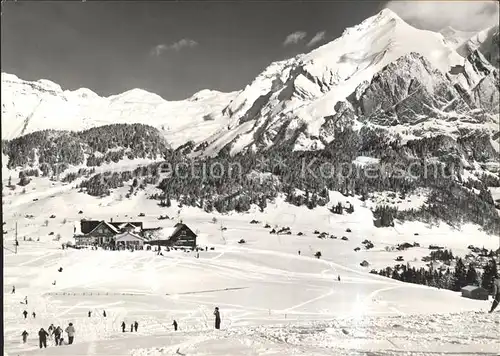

461,285,489,300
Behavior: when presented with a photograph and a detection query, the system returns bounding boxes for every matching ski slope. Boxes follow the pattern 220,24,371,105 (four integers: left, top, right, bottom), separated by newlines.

3,177,500,355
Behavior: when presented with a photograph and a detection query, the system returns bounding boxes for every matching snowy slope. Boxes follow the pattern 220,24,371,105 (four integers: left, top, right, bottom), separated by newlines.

3,177,499,355
439,26,476,50
1,73,238,148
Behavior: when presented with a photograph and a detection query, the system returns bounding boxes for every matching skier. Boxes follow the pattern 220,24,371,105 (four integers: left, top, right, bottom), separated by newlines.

38,328,49,348
22,310,28,319
214,307,221,330
134,321,138,332
24,296,28,305
12,285,15,294
489,275,500,313
58,267,63,272
121,321,126,332
53,326,62,346
88,310,92,317
103,310,107,317
65,322,75,344
22,330,28,343
32,312,36,318
172,320,178,331
130,323,134,332
338,275,341,282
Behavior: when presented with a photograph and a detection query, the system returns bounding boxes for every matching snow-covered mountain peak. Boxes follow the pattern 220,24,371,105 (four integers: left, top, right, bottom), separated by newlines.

0,71,238,142
108,88,165,103
189,88,235,102
340,8,404,37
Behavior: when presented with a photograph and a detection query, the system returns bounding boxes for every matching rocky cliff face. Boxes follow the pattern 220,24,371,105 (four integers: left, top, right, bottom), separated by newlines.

459,25,500,68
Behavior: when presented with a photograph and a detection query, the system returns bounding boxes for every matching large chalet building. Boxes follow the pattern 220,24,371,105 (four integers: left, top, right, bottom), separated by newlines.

73,220,197,250
146,223,197,250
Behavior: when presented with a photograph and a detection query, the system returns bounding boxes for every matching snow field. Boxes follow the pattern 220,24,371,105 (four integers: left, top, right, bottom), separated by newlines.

3,176,500,355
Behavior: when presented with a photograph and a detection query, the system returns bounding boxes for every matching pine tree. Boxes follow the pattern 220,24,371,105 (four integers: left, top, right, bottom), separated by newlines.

465,264,478,286
258,196,267,212
481,259,498,292
452,258,467,291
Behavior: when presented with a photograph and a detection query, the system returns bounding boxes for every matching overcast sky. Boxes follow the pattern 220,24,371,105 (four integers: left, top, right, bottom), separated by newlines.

2,1,496,100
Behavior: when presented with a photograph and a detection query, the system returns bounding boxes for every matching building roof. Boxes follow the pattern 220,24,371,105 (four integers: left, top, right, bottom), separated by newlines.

144,223,196,243
461,285,485,292
77,220,143,235
110,222,142,230
79,220,102,234
115,231,144,242
88,221,120,235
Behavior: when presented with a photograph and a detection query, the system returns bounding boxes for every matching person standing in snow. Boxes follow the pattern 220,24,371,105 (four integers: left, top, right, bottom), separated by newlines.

38,328,49,348
134,321,138,332
12,285,15,294
338,275,341,282
88,310,92,317
53,326,62,346
48,324,55,335
214,307,221,330
489,275,500,313
24,296,28,305
121,321,126,332
22,330,28,343
103,310,107,317
172,320,178,331
22,310,28,319
65,322,75,344
32,312,36,318
130,323,134,332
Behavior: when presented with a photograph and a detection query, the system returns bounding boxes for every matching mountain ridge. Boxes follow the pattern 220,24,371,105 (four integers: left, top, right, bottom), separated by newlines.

2,8,498,160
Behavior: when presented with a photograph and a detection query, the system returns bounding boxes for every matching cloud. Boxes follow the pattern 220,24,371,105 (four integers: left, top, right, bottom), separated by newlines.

283,31,307,46
307,31,326,47
385,0,499,32
151,38,198,56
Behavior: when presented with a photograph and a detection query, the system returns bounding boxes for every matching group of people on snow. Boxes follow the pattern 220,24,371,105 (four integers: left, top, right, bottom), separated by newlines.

22,323,75,348
121,321,139,333
22,310,36,319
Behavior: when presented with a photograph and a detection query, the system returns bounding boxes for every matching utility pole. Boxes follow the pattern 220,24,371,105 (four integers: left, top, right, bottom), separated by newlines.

14,221,18,254
220,223,226,244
